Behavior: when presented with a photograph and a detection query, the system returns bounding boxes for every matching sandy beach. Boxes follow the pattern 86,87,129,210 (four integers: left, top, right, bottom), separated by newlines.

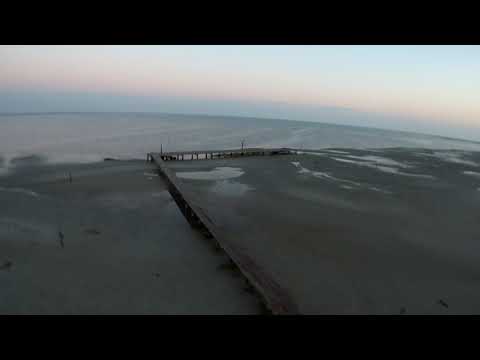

0,158,259,314
166,148,480,314
2,147,480,314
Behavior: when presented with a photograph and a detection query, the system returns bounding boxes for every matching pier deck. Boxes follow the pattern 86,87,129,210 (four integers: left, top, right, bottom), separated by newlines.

149,150,299,315
148,147,294,162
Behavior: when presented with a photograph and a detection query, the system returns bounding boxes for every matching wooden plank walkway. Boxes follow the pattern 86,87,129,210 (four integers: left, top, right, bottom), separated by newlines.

148,147,294,161
149,152,299,315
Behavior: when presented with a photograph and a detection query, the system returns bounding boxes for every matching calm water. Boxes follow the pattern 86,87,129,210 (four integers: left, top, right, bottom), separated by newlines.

1,112,480,171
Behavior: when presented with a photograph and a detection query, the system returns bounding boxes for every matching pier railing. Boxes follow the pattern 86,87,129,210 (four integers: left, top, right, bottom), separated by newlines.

148,147,294,162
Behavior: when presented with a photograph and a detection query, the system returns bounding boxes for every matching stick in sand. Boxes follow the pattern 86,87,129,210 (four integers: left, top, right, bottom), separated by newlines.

58,231,65,248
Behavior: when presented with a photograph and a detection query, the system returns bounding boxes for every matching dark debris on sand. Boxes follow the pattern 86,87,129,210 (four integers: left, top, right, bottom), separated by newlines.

85,228,101,235
0,260,13,271
58,231,65,248
438,299,449,308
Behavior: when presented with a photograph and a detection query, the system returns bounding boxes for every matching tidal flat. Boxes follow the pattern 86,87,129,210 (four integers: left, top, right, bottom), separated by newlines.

0,159,258,314
167,148,480,314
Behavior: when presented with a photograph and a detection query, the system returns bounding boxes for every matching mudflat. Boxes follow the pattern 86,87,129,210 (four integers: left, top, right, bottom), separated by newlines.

0,159,259,314
166,148,480,314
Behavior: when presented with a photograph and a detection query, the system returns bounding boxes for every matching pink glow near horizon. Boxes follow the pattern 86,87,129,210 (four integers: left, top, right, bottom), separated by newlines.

1,45,480,130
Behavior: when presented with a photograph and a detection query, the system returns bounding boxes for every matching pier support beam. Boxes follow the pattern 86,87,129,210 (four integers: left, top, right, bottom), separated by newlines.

152,147,293,162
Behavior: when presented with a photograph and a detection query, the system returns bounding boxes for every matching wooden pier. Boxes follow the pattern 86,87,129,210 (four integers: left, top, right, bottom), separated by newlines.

148,148,299,315
148,147,294,162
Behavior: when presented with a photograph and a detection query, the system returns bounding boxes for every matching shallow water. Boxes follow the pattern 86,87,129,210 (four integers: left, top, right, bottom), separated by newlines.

176,167,244,181
463,171,480,178
2,113,480,176
429,152,478,167
346,155,411,168
210,180,254,197
0,186,40,197
291,161,362,186
330,156,436,178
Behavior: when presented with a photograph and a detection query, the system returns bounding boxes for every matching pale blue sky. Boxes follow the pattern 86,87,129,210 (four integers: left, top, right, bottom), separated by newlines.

1,45,479,140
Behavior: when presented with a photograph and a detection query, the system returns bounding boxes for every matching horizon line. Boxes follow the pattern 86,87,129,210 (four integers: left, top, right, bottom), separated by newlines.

1,110,479,145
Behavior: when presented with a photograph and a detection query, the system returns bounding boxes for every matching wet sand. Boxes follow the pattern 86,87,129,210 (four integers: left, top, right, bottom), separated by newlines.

0,159,259,314
3,147,480,314
167,148,480,314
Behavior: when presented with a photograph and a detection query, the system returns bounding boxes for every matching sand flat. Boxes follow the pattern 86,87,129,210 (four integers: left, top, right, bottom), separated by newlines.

167,148,480,314
0,160,258,314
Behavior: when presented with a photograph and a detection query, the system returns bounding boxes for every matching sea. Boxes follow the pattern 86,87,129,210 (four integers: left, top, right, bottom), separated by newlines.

1,112,480,173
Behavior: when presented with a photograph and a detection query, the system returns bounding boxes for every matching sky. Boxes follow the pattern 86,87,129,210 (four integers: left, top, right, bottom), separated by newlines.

1,45,479,140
